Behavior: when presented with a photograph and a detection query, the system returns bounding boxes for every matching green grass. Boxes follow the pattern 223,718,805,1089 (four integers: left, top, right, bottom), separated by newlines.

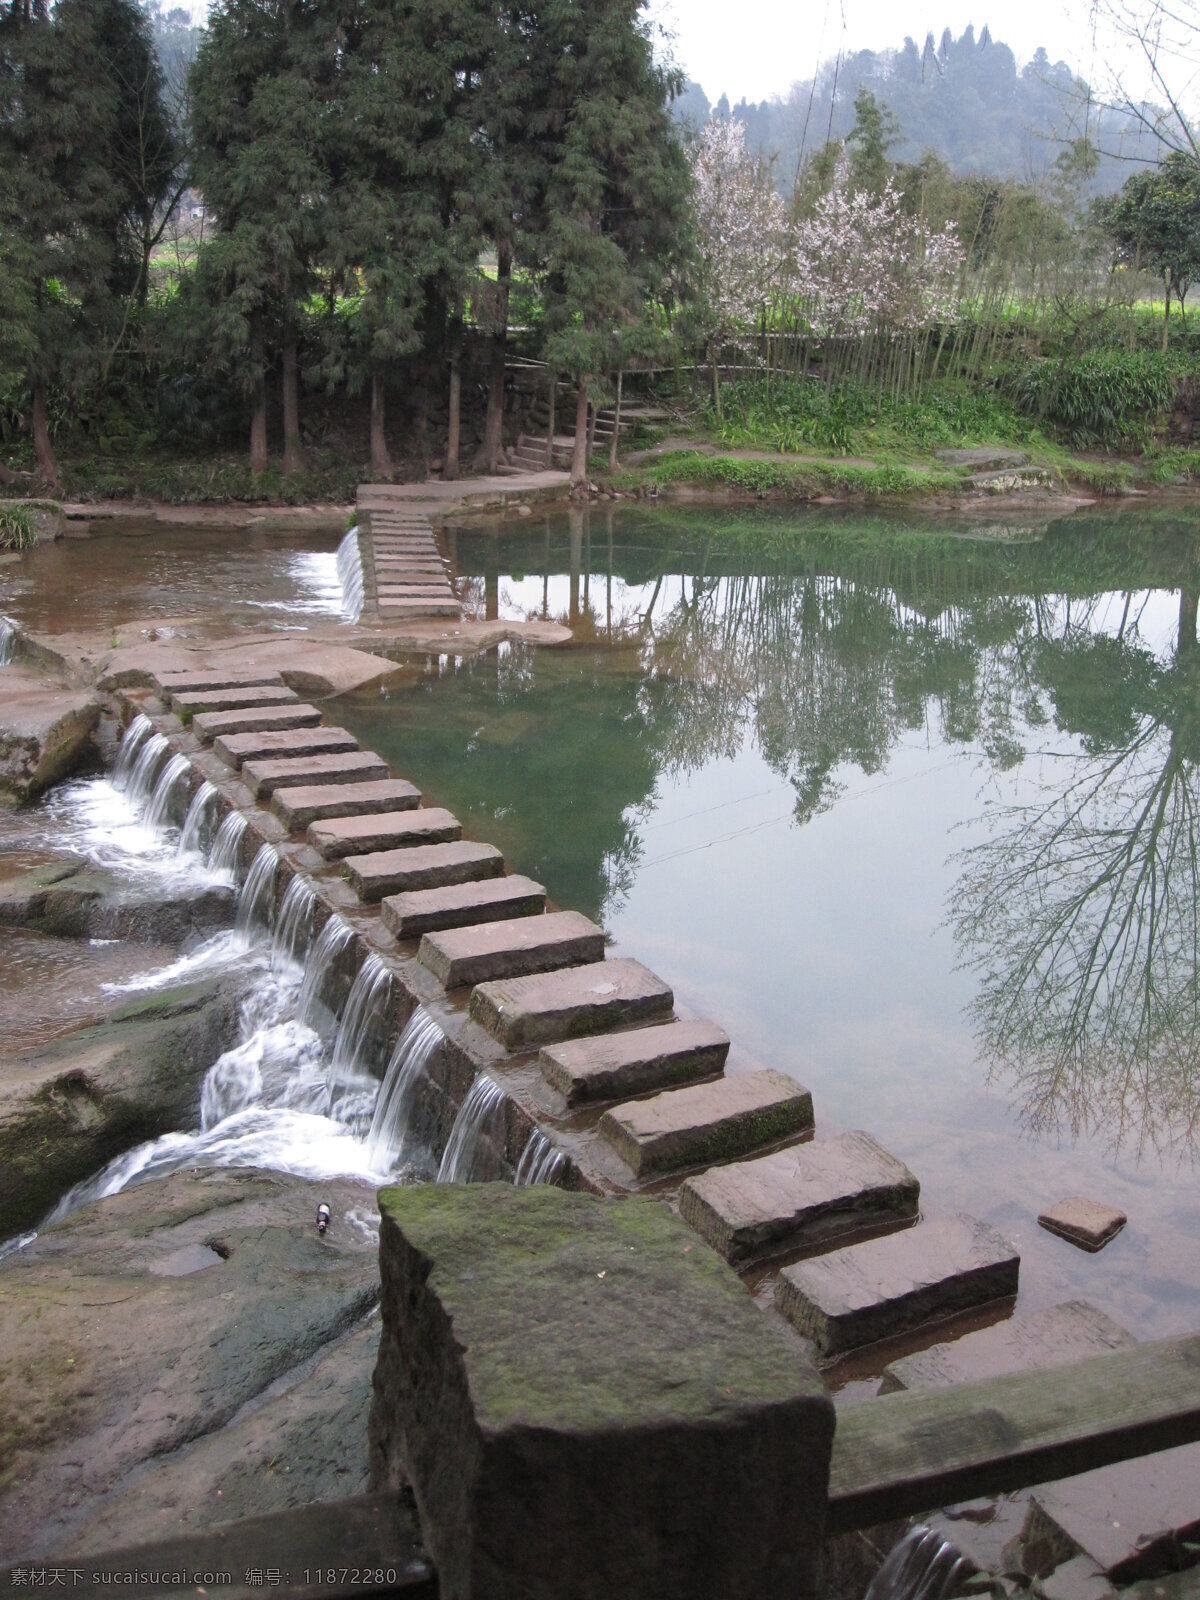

611,450,961,499
0,503,36,550
58,449,360,505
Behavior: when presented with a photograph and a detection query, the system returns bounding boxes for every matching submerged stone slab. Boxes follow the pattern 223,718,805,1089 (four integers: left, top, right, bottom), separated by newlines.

539,1020,729,1107
310,807,462,861
272,778,421,830
170,684,300,714
243,749,389,799
470,959,674,1051
191,703,323,742
679,1131,919,1266
214,724,359,770
1038,1196,1128,1252
600,1070,814,1180
382,875,545,939
419,909,604,988
346,840,504,901
775,1214,1020,1358
369,1184,835,1600
880,1300,1137,1394
155,669,284,695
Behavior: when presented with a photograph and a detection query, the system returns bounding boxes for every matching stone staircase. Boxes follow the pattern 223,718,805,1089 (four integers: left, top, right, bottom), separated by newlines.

510,387,673,473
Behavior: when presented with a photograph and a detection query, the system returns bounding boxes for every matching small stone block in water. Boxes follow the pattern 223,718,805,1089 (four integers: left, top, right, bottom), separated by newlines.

539,1020,730,1108
155,669,283,695
419,909,603,988
775,1214,1020,1358
346,841,504,902
470,959,674,1050
271,778,421,830
192,704,323,743
679,1130,918,1266
369,1184,834,1600
243,749,388,799
600,1070,814,1180
214,724,359,770
309,807,462,861
170,684,300,714
1038,1197,1128,1253
382,875,545,940
879,1300,1137,1394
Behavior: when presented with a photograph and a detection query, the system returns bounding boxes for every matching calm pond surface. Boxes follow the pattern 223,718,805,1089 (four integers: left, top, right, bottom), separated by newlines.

335,502,1200,1340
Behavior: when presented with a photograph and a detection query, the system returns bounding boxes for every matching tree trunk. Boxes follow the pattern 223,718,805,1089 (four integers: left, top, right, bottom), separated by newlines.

710,346,722,424
443,302,463,481
587,395,598,458
31,380,60,491
370,371,394,479
570,377,589,493
1163,272,1171,354
544,376,556,469
249,319,268,476
608,368,623,472
478,245,511,471
1179,586,1198,660
281,321,304,474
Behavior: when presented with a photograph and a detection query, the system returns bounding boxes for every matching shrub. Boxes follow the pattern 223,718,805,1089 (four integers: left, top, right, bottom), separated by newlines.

1010,350,1178,447
0,504,35,551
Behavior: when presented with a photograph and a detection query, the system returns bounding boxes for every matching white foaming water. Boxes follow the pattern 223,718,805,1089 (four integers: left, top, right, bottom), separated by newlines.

144,753,191,830
122,730,170,803
326,954,396,1135
0,616,18,666
210,810,248,879
236,844,279,936
178,781,218,859
365,1007,444,1175
863,1526,974,1600
336,527,364,622
272,874,317,972
103,928,263,995
297,915,355,1030
41,775,232,891
514,1129,566,1186
438,1075,506,1183
0,1229,36,1264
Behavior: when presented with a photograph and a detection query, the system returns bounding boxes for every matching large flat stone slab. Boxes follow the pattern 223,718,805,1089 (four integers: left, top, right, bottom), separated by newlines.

243,749,389,799
880,1300,1137,1394
213,724,359,769
346,840,504,901
191,703,323,742
600,1070,814,1179
0,670,102,804
538,1020,730,1107
419,909,604,988
679,1131,919,1266
1038,1196,1128,1252
470,959,674,1050
170,684,300,714
154,669,284,695
369,1184,834,1600
272,778,421,830
309,807,462,860
377,600,462,617
382,875,545,939
776,1214,1020,1358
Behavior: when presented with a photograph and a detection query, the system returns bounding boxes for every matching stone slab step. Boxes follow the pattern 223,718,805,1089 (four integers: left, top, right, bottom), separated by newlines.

775,1214,1020,1358
378,600,462,617
539,1020,730,1108
880,1300,1137,1394
271,778,421,830
171,684,300,714
192,704,323,743
214,724,359,770
383,874,545,939
470,959,674,1051
679,1131,919,1266
600,1069,814,1180
419,909,604,988
155,669,284,695
309,807,462,861
345,839,504,901
377,586,455,598
243,749,389,799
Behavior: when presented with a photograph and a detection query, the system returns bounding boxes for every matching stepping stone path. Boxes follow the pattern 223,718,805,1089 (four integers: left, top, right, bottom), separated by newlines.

1038,1195,1128,1252
599,1070,815,1179
679,1131,919,1266
775,1214,1020,1358
124,519,1037,1406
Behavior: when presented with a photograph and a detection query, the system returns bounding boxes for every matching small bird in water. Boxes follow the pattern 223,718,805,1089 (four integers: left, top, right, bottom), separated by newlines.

316,1203,331,1237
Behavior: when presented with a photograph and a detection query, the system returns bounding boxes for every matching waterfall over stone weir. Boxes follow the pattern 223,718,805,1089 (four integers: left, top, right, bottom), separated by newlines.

336,527,365,623
298,914,355,1031
144,753,191,830
863,1526,974,1600
236,844,279,936
272,873,317,972
209,810,248,878
0,615,17,666
122,730,170,806
113,713,154,785
177,780,218,858
515,1128,566,1187
438,1075,506,1184
366,1007,444,1175
331,953,394,1080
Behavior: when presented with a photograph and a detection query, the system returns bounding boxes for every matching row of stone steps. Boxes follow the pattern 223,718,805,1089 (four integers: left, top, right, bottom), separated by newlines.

353,508,465,620
149,660,1028,1371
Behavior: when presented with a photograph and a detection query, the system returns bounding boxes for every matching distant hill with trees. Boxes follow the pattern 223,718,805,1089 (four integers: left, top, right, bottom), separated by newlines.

673,26,1161,194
